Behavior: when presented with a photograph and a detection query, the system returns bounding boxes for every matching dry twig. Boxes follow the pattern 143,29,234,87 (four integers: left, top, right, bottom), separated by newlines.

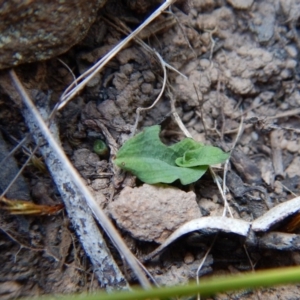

51,0,177,116
270,130,285,179
9,70,151,290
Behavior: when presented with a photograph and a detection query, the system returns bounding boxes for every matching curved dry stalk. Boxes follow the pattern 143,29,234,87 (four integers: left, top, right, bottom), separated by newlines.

57,58,77,87
168,91,233,217
101,17,186,136
165,9,197,57
196,234,218,300
132,50,167,135
209,166,233,218
0,135,28,169
9,69,151,290
0,143,39,199
169,89,192,138
52,0,176,116
104,16,187,81
222,115,245,217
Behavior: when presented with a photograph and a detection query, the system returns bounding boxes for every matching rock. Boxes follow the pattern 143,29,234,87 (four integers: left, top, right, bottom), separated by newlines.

228,77,254,94
227,0,253,10
285,157,300,178
108,184,201,243
0,0,107,69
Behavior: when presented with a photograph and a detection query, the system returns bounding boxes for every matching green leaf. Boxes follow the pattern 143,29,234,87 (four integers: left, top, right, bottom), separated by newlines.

114,125,229,185
175,145,230,167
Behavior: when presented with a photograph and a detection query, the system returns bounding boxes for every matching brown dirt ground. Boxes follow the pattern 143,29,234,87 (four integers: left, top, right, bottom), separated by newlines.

1,0,300,299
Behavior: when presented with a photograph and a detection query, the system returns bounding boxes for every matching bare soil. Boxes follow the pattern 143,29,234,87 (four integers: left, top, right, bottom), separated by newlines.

1,0,300,299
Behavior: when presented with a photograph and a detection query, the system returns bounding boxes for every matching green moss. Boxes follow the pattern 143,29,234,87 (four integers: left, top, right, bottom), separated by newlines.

93,140,109,156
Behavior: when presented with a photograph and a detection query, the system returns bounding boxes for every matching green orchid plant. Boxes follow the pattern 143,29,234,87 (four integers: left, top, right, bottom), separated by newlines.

114,125,229,185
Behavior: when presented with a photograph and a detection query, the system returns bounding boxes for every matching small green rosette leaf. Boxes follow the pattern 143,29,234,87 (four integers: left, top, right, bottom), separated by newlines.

175,145,229,167
114,125,228,185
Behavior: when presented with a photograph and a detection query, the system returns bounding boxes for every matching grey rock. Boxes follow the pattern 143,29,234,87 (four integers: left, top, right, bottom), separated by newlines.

108,184,201,243
0,0,106,69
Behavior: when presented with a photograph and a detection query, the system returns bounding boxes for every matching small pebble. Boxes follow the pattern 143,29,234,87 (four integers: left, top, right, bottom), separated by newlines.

199,59,210,70
286,59,297,69
251,131,259,141
280,69,292,80
142,70,156,83
212,194,219,203
279,102,289,110
286,141,300,153
141,83,153,95
260,91,274,102
182,110,194,123
227,0,253,9
184,252,195,264
285,45,298,58
274,180,283,195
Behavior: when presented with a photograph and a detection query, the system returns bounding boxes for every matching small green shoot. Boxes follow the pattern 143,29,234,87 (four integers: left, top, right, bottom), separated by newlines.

93,140,109,156
114,125,229,185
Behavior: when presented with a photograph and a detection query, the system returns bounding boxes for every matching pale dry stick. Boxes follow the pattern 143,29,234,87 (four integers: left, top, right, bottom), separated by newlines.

280,182,299,197
103,16,187,80
2,133,32,155
223,118,257,274
217,123,252,135
206,26,218,67
168,89,192,138
195,111,211,137
270,125,300,133
164,61,187,79
89,17,186,137
233,101,265,120
136,14,177,39
165,8,197,57
236,107,300,123
53,0,176,115
270,130,285,179
193,84,208,139
0,228,44,252
0,226,63,264
132,50,167,135
168,89,233,217
1,133,46,173
57,58,77,88
168,90,233,218
172,109,192,138
227,122,300,135
89,271,96,294
210,166,233,218
0,135,28,168
196,234,218,300
0,143,40,199
46,58,77,122
104,17,188,134
265,107,300,120
135,258,160,288
212,120,222,138
243,244,255,271
13,246,22,263
222,116,245,202
9,70,150,290
218,80,226,139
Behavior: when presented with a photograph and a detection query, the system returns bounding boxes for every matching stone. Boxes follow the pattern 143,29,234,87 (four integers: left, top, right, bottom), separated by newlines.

0,0,107,69
108,184,201,243
227,0,253,10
